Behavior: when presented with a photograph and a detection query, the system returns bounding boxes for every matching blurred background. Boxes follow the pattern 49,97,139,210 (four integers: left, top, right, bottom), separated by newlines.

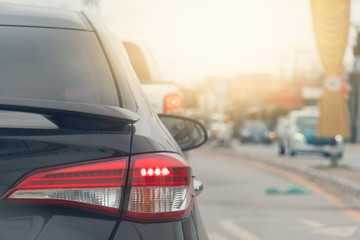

5,1,360,239
6,0,360,143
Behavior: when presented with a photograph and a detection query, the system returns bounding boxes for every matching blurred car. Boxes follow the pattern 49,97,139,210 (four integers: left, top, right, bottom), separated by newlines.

122,40,185,114
275,116,289,155
239,120,276,144
0,4,208,240
280,110,344,157
209,113,234,146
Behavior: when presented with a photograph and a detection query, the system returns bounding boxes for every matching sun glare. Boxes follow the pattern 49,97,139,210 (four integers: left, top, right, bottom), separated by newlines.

104,0,315,82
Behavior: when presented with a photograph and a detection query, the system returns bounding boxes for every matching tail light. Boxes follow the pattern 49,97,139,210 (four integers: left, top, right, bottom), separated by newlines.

6,157,127,215
164,93,183,113
125,153,193,222
4,153,193,222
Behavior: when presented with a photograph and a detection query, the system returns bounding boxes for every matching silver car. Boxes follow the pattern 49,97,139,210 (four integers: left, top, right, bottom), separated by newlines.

278,110,344,158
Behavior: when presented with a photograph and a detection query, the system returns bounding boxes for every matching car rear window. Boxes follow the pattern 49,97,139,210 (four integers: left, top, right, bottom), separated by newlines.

0,27,119,106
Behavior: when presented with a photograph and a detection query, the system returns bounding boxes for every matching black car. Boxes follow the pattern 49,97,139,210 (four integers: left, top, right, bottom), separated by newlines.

0,4,208,240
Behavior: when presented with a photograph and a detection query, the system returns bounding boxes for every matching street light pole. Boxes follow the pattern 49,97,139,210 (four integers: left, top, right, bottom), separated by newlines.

350,24,360,142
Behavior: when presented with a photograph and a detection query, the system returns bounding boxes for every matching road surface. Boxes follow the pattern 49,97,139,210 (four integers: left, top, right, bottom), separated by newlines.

190,148,360,240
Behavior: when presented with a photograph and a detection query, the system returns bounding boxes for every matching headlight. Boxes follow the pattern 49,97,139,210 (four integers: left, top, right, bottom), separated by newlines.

294,132,305,141
335,135,343,142
268,131,276,139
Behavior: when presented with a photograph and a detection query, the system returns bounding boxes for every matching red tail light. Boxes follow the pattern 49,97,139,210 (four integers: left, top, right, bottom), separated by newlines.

125,153,193,222
6,158,127,215
164,93,183,113
5,153,193,222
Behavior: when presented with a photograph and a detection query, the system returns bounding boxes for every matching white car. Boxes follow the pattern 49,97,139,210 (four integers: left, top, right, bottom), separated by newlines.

209,113,234,146
280,110,344,158
122,40,184,114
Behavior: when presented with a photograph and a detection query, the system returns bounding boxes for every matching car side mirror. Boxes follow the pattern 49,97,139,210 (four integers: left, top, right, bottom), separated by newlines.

158,114,208,151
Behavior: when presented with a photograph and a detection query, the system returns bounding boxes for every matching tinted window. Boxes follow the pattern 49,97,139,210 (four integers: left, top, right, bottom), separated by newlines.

0,27,119,106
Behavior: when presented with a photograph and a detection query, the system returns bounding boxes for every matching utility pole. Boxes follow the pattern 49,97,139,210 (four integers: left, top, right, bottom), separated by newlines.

350,24,360,142
293,46,302,110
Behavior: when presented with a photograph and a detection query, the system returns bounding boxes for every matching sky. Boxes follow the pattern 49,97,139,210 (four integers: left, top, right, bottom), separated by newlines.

102,0,360,84
4,0,360,85
102,0,318,83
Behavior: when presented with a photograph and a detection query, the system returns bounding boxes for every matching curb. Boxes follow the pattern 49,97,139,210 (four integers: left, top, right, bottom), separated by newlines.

210,146,360,197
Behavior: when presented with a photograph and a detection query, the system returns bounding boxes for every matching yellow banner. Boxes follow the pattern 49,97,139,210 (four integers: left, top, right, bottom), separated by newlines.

311,0,350,138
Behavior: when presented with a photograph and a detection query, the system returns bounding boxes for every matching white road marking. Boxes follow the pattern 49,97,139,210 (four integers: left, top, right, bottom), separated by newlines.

298,219,324,228
220,219,262,240
312,226,358,238
208,232,230,240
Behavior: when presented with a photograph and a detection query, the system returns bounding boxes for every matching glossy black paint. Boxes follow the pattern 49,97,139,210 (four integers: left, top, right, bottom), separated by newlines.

0,98,140,125
0,128,132,240
113,200,207,240
0,206,117,240
0,129,132,196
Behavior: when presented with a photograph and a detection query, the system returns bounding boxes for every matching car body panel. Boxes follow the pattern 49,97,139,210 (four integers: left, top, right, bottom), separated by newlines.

0,213,116,240
113,199,206,240
0,124,132,197
0,126,132,240
113,217,197,240
301,130,333,145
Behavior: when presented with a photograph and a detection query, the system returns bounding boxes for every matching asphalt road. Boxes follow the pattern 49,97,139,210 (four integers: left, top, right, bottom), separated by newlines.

232,141,360,169
190,148,360,240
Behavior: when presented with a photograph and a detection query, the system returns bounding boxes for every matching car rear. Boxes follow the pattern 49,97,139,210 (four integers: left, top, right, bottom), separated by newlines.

239,120,274,144
122,41,184,114
289,111,343,157
0,4,206,240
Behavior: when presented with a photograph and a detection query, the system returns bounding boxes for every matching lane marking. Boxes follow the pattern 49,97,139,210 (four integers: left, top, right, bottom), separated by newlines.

298,219,358,237
195,150,360,224
298,219,324,228
220,219,262,240
312,226,358,238
208,232,230,240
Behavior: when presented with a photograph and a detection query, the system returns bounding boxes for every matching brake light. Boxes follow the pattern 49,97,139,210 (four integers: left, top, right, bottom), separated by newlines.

6,158,127,215
164,93,183,113
4,153,194,222
140,167,170,177
125,153,193,222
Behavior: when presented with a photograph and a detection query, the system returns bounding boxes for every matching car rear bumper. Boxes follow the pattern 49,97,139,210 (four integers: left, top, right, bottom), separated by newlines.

0,201,208,240
241,136,270,143
293,141,342,155
114,218,197,240
113,199,208,240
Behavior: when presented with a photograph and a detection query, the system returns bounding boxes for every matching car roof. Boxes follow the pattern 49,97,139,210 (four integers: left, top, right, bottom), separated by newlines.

0,3,92,31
